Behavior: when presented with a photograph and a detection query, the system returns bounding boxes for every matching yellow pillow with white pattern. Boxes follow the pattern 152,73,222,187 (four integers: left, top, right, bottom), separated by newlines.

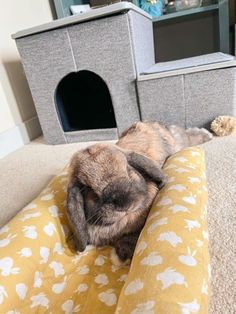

116,147,210,314
0,147,209,313
0,170,129,313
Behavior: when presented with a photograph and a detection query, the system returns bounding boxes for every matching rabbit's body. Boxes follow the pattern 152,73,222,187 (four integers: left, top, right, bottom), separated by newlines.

67,121,212,261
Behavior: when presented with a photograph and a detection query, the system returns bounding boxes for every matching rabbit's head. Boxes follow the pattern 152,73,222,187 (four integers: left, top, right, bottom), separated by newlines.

66,143,165,251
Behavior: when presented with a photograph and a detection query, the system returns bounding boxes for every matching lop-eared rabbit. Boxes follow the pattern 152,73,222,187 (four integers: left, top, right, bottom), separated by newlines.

66,121,212,262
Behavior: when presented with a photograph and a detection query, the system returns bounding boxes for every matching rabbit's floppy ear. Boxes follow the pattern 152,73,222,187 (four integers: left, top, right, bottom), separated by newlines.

126,152,166,189
66,182,89,251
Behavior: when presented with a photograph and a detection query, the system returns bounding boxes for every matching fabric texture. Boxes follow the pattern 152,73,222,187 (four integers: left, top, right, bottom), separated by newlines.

138,67,236,129
116,147,209,313
16,12,142,145
0,147,209,313
137,75,185,127
202,135,236,313
128,10,155,75
0,168,129,313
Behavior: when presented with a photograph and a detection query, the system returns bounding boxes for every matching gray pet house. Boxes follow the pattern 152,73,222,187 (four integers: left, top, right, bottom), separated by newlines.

13,2,236,144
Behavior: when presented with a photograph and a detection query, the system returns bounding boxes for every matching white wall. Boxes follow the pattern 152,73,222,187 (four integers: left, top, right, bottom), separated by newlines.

0,0,53,158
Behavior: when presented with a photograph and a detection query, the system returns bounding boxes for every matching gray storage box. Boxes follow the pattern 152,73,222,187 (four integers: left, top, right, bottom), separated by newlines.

13,3,153,144
12,3,236,144
138,54,236,128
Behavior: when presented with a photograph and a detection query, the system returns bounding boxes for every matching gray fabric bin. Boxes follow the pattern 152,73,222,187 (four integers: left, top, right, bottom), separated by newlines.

13,3,153,144
138,55,236,129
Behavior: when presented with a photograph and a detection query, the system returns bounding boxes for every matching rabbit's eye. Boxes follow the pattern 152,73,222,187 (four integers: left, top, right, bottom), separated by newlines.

105,196,119,205
112,197,120,206
103,195,123,207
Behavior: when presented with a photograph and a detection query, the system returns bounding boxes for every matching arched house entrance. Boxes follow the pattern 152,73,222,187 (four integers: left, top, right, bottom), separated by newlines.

55,70,117,133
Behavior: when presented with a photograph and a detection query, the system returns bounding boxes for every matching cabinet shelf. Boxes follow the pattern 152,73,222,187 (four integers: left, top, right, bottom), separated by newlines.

153,4,219,22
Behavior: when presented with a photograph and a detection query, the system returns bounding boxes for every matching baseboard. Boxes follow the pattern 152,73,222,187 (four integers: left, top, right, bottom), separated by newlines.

19,116,42,142
0,116,42,159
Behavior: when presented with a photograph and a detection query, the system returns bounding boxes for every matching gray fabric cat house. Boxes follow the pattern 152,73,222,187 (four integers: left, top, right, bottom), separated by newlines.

13,2,236,144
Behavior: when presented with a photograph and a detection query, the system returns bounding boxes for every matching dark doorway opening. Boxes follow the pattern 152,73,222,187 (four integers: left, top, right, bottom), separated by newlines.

55,70,117,132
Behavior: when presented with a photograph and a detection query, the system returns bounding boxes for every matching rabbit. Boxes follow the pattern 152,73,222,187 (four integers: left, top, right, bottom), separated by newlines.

66,121,212,262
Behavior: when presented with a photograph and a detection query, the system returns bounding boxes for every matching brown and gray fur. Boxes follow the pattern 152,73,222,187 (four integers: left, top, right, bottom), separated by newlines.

66,121,212,261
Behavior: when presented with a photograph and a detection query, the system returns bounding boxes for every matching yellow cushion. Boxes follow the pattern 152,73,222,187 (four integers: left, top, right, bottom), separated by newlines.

116,147,210,314
0,170,129,313
0,147,209,313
